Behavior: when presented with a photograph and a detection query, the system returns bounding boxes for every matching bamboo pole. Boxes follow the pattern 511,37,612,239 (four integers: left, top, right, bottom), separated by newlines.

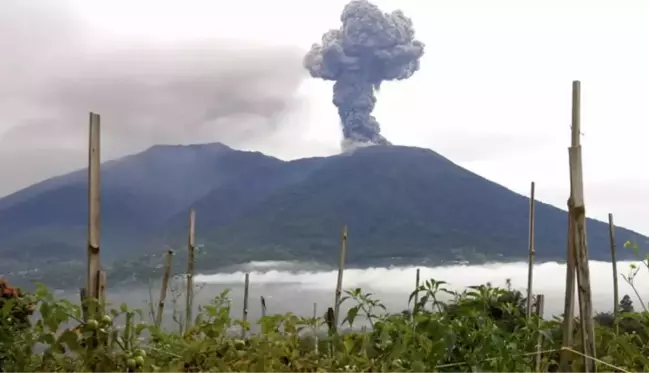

559,80,582,371
569,80,596,372
241,272,250,339
535,294,545,372
414,268,420,310
87,112,101,316
526,181,536,318
559,204,576,372
156,249,174,328
333,225,348,332
185,209,196,332
608,213,619,325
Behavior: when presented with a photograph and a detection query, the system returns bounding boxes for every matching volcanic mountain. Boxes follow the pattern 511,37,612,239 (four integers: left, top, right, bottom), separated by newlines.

0,143,646,286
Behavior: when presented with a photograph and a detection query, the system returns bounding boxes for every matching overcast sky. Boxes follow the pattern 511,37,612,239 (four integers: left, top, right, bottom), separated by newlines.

2,0,649,235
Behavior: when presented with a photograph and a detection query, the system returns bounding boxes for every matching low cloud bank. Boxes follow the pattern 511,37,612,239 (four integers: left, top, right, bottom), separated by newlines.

191,260,641,318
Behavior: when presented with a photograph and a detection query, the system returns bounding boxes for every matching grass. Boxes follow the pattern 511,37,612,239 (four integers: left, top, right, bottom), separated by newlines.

2,243,649,372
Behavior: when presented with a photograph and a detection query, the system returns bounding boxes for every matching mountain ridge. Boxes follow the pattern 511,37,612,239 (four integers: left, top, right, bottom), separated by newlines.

0,142,646,288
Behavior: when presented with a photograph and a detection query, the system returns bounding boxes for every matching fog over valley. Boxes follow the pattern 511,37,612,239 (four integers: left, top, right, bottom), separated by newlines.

50,259,644,331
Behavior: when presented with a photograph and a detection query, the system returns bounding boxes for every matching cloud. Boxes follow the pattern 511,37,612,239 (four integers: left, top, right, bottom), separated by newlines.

3,43,306,151
0,1,309,196
96,260,647,327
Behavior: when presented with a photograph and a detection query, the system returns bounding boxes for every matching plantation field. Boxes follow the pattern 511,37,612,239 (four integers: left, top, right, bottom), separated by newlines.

2,268,649,372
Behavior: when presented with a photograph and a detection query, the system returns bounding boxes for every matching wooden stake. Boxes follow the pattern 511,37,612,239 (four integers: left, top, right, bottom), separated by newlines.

333,225,348,332
241,272,250,339
526,181,536,318
79,287,89,322
535,294,545,372
97,270,107,314
559,80,582,371
313,302,319,354
608,213,619,328
156,249,174,328
87,112,101,316
414,267,420,314
559,203,576,372
260,296,267,318
569,80,596,372
185,209,196,332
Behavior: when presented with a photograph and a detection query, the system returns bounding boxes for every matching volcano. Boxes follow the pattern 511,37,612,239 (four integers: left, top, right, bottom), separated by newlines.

0,143,645,287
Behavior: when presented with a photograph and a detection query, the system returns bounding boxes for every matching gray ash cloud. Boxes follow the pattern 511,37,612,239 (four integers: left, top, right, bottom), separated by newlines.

0,1,306,195
304,0,425,148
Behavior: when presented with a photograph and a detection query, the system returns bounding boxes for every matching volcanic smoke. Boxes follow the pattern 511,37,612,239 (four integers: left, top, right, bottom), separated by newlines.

304,0,425,149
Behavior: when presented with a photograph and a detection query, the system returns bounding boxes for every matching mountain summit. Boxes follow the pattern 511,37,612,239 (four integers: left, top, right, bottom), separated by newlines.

0,143,646,283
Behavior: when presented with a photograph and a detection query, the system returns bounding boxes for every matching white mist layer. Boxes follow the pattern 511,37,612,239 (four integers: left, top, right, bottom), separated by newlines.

194,260,646,318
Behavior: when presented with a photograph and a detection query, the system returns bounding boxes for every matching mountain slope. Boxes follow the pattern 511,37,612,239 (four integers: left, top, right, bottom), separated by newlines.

0,143,282,262
201,145,647,266
160,156,328,243
0,143,647,286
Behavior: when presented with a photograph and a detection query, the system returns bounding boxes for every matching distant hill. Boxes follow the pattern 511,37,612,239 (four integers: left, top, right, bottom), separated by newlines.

0,143,647,287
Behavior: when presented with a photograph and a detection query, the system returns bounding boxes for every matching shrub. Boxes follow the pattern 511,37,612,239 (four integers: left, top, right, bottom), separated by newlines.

1,276,649,372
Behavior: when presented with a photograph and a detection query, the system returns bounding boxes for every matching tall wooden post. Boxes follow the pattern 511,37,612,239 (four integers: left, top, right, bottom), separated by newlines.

526,181,536,318
568,80,596,371
87,112,101,315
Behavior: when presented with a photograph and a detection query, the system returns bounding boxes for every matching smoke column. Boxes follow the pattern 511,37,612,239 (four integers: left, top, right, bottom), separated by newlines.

304,0,425,149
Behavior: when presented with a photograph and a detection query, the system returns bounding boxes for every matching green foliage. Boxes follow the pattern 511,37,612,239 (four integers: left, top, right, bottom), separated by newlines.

3,240,649,371
0,279,34,370
0,279,646,372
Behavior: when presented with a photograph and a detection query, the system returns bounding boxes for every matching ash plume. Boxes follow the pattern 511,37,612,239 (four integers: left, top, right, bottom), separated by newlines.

304,0,425,149
0,1,306,196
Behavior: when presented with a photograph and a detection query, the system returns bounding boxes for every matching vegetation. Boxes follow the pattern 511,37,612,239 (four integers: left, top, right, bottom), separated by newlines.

0,278,35,368
2,254,649,372
2,144,648,290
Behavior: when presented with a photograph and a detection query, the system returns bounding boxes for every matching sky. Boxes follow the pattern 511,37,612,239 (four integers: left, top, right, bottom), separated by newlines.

1,0,649,235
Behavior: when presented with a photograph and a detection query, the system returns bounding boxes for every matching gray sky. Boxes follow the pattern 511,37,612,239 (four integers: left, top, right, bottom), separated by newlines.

2,0,649,235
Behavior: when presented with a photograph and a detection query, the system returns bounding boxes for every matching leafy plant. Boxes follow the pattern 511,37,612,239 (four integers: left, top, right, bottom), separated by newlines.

6,240,649,372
